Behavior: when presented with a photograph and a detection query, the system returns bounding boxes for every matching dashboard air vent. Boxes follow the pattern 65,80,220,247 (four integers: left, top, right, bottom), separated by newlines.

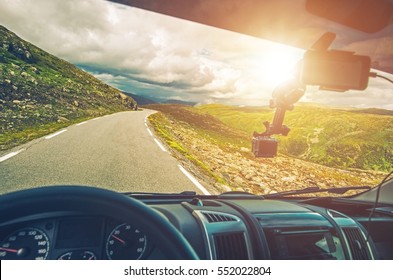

214,233,248,260
328,210,347,218
202,212,237,223
342,227,369,260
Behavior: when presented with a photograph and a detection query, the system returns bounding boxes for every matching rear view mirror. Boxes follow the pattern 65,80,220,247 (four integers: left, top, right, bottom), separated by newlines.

300,50,371,91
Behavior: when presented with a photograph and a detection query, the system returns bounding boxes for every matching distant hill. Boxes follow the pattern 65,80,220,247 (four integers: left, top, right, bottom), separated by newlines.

123,91,197,106
0,25,136,150
345,108,393,116
123,92,157,105
163,99,196,106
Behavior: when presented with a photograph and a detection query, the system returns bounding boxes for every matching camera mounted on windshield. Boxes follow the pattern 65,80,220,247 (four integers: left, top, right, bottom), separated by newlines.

252,33,372,158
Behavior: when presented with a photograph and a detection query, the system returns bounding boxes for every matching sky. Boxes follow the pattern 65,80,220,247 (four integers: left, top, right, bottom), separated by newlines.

0,0,392,109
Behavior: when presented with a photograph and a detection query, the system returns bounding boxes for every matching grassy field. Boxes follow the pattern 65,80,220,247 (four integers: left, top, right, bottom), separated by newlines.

147,104,387,194
148,104,392,173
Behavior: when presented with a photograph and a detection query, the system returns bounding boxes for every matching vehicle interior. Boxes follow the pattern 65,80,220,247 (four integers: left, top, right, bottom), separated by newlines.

0,0,392,260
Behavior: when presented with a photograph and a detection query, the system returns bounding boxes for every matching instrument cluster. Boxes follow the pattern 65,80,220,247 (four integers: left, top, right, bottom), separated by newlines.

0,215,149,260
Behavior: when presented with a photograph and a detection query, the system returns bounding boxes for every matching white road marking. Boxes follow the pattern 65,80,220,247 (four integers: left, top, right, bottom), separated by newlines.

178,165,210,195
147,128,153,136
154,138,167,152
76,121,88,126
45,129,67,140
0,149,25,163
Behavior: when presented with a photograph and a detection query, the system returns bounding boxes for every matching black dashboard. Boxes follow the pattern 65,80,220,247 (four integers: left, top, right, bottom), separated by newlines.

1,188,392,260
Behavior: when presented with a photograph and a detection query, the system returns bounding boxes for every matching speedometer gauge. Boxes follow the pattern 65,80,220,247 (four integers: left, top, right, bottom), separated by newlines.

106,223,146,260
58,250,97,260
0,228,50,260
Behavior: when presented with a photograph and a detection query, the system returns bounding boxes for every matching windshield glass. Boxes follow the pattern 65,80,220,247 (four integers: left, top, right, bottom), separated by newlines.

0,0,392,197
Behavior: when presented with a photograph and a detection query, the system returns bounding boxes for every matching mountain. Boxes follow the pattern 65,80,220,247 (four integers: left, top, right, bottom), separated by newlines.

163,99,197,106
123,92,157,105
0,25,136,150
123,91,197,106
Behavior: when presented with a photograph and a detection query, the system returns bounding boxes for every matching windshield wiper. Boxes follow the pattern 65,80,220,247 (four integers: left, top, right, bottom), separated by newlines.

122,190,197,196
264,186,371,198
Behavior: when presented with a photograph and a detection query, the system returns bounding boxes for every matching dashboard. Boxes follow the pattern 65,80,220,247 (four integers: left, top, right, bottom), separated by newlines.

2,187,392,260
0,215,150,260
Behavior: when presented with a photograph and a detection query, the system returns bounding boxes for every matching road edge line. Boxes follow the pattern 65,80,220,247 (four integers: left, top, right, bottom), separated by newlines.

45,129,67,140
0,149,25,163
154,138,167,152
178,165,210,195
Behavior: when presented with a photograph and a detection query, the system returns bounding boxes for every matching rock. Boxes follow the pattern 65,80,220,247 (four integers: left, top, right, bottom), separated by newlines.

57,116,69,122
214,183,232,193
234,176,244,185
216,159,224,165
251,176,262,183
244,173,254,180
24,50,32,61
31,67,40,74
227,163,241,170
282,176,296,182
263,187,272,195
318,182,327,188
240,147,249,153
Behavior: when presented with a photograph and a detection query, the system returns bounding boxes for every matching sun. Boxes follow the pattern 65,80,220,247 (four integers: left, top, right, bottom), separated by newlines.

253,44,304,88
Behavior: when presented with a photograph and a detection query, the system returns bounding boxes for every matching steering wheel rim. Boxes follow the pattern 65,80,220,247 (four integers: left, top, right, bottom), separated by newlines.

0,185,199,260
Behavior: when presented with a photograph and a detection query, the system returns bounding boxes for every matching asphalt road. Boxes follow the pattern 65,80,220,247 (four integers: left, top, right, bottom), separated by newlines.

0,110,210,195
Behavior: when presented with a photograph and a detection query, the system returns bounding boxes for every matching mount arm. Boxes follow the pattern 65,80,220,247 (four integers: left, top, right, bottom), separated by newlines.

254,79,305,138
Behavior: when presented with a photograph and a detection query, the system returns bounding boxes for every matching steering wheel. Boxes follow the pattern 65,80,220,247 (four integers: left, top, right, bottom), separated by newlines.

0,185,199,260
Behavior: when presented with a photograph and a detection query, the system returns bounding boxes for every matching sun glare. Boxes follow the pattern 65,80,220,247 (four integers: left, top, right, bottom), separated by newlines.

253,45,304,88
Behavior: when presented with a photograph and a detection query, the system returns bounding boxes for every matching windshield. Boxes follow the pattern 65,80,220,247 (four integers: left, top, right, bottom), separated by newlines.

0,0,392,197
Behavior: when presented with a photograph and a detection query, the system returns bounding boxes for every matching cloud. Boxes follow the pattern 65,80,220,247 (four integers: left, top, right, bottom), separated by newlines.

0,0,392,109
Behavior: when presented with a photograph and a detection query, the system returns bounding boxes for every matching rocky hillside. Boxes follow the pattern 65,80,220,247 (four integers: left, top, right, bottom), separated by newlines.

0,25,136,150
147,104,386,195
195,104,393,172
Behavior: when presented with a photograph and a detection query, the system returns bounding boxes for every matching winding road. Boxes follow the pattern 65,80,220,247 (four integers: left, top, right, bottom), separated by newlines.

0,110,210,195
